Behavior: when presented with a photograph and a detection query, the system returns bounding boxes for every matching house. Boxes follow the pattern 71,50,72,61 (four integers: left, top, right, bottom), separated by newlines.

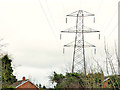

103,77,110,88
103,75,120,88
11,77,39,90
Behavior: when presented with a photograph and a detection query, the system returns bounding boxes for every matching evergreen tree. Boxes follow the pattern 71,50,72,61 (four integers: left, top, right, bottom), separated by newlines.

1,54,17,87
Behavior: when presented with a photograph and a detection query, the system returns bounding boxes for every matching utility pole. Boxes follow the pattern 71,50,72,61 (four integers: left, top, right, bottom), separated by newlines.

60,10,100,75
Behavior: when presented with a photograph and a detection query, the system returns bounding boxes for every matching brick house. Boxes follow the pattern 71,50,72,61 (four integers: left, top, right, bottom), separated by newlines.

103,77,110,88
103,75,120,88
11,77,39,90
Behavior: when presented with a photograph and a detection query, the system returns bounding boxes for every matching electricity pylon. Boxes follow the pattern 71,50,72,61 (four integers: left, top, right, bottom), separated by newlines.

60,10,100,74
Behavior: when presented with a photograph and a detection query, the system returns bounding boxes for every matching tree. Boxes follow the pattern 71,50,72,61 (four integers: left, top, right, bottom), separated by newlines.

36,83,42,89
39,84,41,89
1,54,17,87
50,71,104,88
43,85,46,89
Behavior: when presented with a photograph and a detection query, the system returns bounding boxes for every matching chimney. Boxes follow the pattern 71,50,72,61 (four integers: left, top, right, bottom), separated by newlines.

22,77,25,81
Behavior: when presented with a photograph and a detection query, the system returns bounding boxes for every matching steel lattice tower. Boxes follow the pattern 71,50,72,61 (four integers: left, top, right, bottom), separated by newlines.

60,10,100,74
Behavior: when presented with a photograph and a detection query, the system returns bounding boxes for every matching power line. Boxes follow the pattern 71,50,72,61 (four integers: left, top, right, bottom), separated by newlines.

95,0,103,17
106,23,117,40
103,4,117,35
38,0,58,41
60,0,66,17
105,11,117,33
45,0,58,32
94,1,117,41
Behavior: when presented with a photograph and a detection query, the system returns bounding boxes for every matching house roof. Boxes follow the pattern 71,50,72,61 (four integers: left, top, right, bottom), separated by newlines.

10,79,39,89
10,76,38,88
103,77,110,82
16,79,29,88
103,75,120,82
10,79,29,87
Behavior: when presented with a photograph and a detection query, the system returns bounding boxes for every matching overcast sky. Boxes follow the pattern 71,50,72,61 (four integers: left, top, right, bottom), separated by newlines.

0,0,119,88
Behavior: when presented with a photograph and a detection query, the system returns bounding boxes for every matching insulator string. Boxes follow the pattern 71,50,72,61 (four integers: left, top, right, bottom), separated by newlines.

66,17,67,23
63,48,65,54
94,17,95,23
99,32,100,40
60,34,62,40
94,48,96,54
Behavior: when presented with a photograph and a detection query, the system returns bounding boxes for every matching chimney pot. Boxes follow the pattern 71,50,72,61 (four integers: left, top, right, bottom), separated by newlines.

22,77,25,81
